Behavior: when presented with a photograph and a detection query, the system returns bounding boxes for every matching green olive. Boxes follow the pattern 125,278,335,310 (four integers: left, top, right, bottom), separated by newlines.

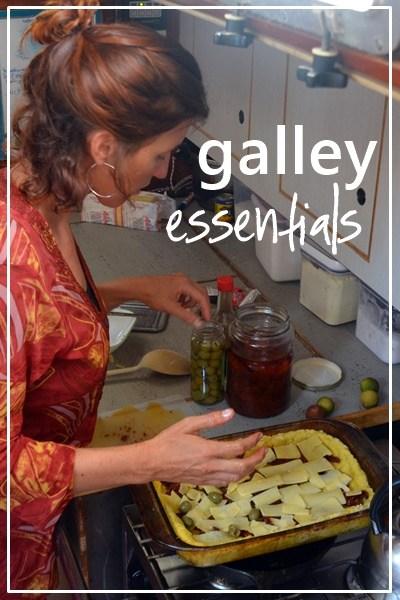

248,508,262,521
191,340,201,353
208,491,223,504
197,359,209,368
202,395,221,405
210,358,221,368
228,524,240,538
182,515,195,529
179,500,192,514
191,390,203,402
200,340,212,349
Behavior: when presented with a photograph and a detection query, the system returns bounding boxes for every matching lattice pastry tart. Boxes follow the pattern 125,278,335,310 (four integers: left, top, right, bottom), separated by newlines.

154,429,373,546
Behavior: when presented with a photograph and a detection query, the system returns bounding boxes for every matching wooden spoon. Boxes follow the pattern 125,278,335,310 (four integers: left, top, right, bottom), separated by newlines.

106,348,190,378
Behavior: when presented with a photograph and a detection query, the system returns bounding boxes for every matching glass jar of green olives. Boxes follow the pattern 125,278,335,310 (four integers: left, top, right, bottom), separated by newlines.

191,321,225,405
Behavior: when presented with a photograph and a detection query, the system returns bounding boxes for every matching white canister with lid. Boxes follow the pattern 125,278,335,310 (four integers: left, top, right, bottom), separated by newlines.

299,241,360,325
252,195,302,282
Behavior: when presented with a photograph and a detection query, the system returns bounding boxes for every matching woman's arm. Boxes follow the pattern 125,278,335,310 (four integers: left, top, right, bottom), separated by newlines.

97,272,211,325
73,409,265,496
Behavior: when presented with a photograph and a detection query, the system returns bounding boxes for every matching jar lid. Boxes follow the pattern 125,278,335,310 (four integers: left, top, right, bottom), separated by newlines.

217,275,234,292
302,240,349,273
292,357,343,391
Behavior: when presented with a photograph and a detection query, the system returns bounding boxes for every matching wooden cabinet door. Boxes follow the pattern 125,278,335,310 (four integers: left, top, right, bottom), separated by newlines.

279,56,386,262
189,15,253,175
246,39,288,203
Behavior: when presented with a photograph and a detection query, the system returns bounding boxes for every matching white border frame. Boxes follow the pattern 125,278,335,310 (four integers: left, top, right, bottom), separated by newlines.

6,3,393,595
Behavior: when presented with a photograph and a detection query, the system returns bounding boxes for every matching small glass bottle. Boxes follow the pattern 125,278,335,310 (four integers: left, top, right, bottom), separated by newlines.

215,275,235,392
226,303,293,418
215,275,235,332
191,321,225,405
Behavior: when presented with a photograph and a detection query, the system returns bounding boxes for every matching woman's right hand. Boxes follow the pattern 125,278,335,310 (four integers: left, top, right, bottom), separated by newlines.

143,408,266,487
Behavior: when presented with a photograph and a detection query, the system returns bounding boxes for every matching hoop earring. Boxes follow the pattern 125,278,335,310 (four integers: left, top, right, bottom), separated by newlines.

86,162,117,199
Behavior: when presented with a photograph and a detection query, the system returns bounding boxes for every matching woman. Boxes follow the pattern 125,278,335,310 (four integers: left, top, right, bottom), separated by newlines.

0,2,265,593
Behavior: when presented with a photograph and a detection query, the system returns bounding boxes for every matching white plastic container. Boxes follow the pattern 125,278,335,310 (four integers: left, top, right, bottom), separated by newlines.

252,195,302,282
355,283,400,364
299,241,360,326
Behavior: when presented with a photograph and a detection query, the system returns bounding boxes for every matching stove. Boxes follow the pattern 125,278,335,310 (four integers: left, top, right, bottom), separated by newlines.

121,503,378,599
119,440,399,600
57,436,399,598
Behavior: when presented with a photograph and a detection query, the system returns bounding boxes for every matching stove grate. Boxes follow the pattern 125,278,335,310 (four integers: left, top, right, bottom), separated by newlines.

122,505,380,600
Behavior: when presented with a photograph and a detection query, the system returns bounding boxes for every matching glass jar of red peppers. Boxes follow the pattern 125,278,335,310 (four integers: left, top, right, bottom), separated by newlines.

226,303,293,418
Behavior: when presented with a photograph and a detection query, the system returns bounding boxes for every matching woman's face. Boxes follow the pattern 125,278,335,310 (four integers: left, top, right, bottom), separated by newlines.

91,122,190,207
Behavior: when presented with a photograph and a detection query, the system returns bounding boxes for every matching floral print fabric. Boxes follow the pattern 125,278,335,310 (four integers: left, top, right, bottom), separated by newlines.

0,169,109,593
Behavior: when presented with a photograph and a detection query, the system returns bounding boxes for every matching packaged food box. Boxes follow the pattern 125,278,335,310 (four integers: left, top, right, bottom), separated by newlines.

81,191,176,232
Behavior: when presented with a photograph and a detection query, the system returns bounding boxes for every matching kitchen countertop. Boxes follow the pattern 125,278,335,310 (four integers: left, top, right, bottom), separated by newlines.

72,204,399,437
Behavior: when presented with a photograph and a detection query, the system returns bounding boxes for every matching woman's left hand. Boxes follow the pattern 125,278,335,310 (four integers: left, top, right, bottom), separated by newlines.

139,273,211,326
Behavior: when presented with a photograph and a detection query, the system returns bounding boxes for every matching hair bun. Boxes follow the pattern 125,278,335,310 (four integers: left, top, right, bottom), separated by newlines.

26,0,99,45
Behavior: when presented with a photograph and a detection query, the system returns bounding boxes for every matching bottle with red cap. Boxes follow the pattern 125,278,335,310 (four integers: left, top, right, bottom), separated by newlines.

215,275,235,332
215,275,235,392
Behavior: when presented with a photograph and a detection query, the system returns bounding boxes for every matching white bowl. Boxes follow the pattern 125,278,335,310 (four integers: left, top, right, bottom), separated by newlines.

108,309,136,353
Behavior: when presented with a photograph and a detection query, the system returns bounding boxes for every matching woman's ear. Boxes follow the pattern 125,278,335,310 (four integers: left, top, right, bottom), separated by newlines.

87,130,118,164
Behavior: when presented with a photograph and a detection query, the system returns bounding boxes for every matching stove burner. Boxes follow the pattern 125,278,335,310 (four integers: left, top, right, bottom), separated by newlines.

206,565,258,590
225,536,336,588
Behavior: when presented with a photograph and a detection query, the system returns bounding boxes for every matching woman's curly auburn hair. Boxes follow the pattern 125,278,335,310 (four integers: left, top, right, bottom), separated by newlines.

13,0,209,210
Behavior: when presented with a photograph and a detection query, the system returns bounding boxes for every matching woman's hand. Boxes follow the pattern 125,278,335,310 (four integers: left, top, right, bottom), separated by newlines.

143,408,266,486
97,273,211,325
73,409,264,495
138,273,211,326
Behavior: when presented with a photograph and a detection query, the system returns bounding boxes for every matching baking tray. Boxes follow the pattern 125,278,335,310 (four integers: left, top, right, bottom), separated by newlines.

118,301,169,333
132,419,387,567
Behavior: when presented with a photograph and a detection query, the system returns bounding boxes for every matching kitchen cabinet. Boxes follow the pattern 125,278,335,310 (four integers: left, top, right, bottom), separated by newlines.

373,99,399,310
182,9,393,305
185,15,253,180
392,101,400,310
277,56,386,262
272,63,395,307
244,40,288,204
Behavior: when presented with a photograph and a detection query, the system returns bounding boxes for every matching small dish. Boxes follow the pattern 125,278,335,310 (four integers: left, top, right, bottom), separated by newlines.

108,308,136,352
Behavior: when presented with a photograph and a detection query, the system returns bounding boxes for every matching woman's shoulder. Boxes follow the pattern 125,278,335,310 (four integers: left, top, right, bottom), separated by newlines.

0,169,54,274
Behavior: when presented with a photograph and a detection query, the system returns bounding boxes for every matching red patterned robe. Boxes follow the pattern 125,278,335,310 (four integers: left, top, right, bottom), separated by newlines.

0,169,110,594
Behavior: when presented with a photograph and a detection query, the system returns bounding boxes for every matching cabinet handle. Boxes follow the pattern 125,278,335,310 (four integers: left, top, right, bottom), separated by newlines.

357,188,366,206
238,110,245,125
